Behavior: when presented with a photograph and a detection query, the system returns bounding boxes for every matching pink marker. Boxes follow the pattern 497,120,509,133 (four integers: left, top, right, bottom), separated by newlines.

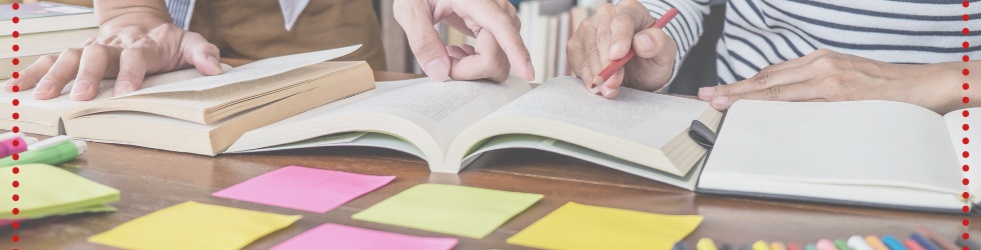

0,132,37,158
816,239,837,250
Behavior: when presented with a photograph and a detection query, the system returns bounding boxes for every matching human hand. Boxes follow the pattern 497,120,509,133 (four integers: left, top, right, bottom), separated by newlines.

697,49,966,113
394,0,533,83
567,0,677,98
4,12,222,101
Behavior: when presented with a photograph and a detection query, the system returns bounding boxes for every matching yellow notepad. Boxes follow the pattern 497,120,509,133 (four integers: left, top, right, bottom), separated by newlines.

352,183,543,239
89,201,300,250
0,164,119,220
507,202,703,250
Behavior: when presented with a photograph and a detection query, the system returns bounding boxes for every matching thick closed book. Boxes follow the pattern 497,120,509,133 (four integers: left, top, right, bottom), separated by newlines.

0,2,97,35
0,45,375,155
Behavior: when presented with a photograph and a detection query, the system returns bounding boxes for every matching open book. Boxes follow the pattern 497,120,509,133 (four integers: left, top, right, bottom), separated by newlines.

1,45,375,155
227,76,722,190
698,100,980,215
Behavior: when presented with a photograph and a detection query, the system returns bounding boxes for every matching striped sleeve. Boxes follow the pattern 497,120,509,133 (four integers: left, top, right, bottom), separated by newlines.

633,0,712,88
165,0,195,30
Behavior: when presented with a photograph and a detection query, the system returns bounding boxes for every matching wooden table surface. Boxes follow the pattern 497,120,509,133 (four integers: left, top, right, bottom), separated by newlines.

3,71,978,249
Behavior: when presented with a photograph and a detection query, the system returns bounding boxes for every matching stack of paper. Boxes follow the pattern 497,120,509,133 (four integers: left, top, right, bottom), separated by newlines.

0,164,119,222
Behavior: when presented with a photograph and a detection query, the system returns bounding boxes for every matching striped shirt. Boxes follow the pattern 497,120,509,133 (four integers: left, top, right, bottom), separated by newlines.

164,0,310,31
635,0,981,85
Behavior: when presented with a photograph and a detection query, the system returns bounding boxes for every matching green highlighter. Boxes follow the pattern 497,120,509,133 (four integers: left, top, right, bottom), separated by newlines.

0,135,86,167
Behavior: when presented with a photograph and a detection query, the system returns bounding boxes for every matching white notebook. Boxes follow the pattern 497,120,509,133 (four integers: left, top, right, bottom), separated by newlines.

699,100,980,214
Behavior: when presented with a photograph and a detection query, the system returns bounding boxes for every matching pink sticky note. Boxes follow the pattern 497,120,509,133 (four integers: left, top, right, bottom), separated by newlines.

213,166,395,213
270,223,458,250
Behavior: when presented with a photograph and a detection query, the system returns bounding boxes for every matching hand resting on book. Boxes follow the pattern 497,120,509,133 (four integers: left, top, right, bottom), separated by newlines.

696,49,981,114
3,1,223,101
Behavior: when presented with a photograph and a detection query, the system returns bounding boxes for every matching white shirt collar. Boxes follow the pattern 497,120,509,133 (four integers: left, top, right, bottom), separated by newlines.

278,0,310,31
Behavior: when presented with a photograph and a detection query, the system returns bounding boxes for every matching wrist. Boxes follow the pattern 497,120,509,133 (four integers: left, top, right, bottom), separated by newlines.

95,0,172,26
905,62,973,114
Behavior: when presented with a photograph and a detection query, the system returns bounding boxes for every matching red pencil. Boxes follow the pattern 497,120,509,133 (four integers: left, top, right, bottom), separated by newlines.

594,7,679,84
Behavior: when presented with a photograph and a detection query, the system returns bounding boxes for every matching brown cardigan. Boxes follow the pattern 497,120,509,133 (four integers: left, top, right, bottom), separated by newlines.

187,0,386,70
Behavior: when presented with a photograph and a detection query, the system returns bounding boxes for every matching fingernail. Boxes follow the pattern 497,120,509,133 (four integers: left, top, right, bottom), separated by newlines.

3,80,16,92
711,96,729,105
636,35,654,52
590,83,596,89
601,86,614,96
425,59,449,82
114,81,134,95
610,42,624,57
699,87,716,97
70,80,90,96
33,79,52,94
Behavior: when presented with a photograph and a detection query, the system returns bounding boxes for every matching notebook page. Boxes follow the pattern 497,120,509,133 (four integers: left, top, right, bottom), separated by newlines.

944,108,981,193
706,100,963,194
482,76,711,149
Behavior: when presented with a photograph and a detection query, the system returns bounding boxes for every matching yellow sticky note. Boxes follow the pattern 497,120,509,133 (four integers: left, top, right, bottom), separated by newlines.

507,202,703,250
352,184,543,239
89,201,300,250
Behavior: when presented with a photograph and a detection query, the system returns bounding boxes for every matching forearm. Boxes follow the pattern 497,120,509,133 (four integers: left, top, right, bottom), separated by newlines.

94,0,172,26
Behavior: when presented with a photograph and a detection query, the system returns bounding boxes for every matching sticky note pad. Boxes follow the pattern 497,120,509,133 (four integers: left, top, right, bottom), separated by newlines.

0,164,119,220
352,183,543,239
506,202,703,250
89,201,301,250
270,223,458,250
213,166,395,213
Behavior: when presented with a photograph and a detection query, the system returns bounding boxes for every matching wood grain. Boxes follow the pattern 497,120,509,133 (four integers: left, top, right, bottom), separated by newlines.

3,71,976,249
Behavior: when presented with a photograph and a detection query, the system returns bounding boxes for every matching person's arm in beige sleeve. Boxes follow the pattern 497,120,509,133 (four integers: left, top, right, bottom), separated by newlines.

4,0,223,101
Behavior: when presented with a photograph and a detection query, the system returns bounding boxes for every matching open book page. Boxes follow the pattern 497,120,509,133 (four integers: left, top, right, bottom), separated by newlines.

462,134,703,190
481,76,710,149
226,78,428,152
705,100,963,194
227,77,531,155
112,45,360,98
235,132,426,159
322,77,531,153
944,108,981,195
0,66,216,124
98,62,343,112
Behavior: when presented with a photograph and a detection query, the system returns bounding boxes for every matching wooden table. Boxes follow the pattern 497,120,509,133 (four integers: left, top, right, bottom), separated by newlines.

4,71,978,249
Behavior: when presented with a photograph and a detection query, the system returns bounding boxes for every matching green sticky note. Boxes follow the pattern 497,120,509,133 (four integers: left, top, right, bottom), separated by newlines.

89,201,301,250
352,183,543,239
0,164,119,219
